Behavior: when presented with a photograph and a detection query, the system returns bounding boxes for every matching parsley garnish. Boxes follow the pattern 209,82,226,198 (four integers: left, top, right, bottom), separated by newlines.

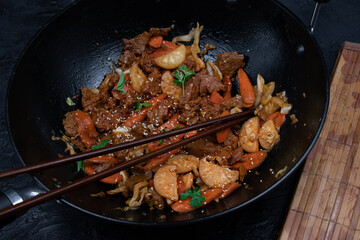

76,139,109,172
91,139,110,150
160,46,165,50
180,187,205,207
157,126,181,146
135,97,152,112
113,72,127,97
173,65,195,97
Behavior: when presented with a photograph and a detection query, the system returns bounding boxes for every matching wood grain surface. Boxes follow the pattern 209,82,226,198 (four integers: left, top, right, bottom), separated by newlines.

280,41,360,240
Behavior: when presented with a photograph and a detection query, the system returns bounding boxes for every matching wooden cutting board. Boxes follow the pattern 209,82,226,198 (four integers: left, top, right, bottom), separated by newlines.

280,42,360,240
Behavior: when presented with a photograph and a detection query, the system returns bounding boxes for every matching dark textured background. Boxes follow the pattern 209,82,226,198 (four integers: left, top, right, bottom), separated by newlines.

0,0,359,239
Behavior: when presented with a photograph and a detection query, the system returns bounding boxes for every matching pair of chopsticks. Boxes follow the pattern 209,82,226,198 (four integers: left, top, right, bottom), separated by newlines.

0,109,253,219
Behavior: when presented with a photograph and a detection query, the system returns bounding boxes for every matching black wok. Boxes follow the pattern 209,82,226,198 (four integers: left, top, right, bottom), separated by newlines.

6,0,329,224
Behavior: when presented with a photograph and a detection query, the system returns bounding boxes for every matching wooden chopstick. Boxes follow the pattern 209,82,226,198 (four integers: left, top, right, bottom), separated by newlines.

0,109,253,180
0,112,252,219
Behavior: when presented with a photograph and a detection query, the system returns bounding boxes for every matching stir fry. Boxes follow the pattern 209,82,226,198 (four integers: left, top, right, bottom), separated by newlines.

62,23,292,212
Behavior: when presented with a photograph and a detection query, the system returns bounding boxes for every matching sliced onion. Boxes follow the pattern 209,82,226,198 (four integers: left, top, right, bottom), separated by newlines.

254,74,265,107
207,61,223,80
191,23,205,71
172,27,197,43
206,62,214,76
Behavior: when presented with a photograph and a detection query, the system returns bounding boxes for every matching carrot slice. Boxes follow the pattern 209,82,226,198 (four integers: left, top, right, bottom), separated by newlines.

123,93,167,128
83,162,123,184
219,182,241,199
143,148,181,171
241,151,268,170
147,113,184,153
223,75,232,101
216,110,230,143
171,188,223,213
148,35,163,48
210,91,224,105
237,68,255,108
72,110,98,149
150,40,178,58
86,154,118,164
267,111,286,129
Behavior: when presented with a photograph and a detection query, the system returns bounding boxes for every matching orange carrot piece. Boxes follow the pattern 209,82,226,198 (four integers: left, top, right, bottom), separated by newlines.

230,162,241,170
143,148,181,171
216,110,230,143
148,35,163,48
241,151,268,170
123,93,167,127
84,162,123,184
147,113,184,152
223,75,232,100
219,182,241,199
73,110,98,149
210,91,224,105
184,130,198,138
150,40,178,58
267,111,286,129
86,154,118,164
237,68,255,108
171,188,223,213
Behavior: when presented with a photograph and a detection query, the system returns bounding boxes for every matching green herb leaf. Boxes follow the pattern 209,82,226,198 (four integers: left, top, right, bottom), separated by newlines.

160,46,166,50
180,187,205,207
113,72,126,97
135,97,152,112
157,126,181,146
77,160,84,172
66,97,75,106
91,139,110,150
173,65,195,97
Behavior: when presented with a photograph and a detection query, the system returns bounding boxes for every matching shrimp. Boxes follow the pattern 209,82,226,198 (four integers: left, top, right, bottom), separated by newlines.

153,164,178,201
165,154,199,174
199,158,239,188
239,116,260,153
258,119,280,150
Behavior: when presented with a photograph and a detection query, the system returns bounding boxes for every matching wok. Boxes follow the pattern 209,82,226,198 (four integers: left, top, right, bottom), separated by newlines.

6,0,329,224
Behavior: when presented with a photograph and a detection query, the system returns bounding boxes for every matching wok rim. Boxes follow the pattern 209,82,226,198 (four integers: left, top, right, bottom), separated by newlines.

5,0,330,226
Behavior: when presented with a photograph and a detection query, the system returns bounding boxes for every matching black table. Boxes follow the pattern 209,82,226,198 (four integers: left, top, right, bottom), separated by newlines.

0,0,359,239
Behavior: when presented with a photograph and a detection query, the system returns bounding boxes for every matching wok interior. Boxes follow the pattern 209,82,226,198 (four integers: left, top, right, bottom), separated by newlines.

7,0,327,223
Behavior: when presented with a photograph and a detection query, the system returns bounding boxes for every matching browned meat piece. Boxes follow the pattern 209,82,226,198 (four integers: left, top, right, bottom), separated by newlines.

223,131,239,149
122,89,138,109
63,112,78,137
98,74,120,99
130,122,153,139
199,98,222,122
184,139,222,158
149,27,171,36
184,55,197,72
90,106,129,132
221,94,244,111
194,69,225,96
117,50,137,70
146,97,175,126
179,77,200,103
178,99,201,125
215,52,245,77
141,69,162,94
123,31,152,55
139,52,157,74
81,87,100,112
228,147,243,165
